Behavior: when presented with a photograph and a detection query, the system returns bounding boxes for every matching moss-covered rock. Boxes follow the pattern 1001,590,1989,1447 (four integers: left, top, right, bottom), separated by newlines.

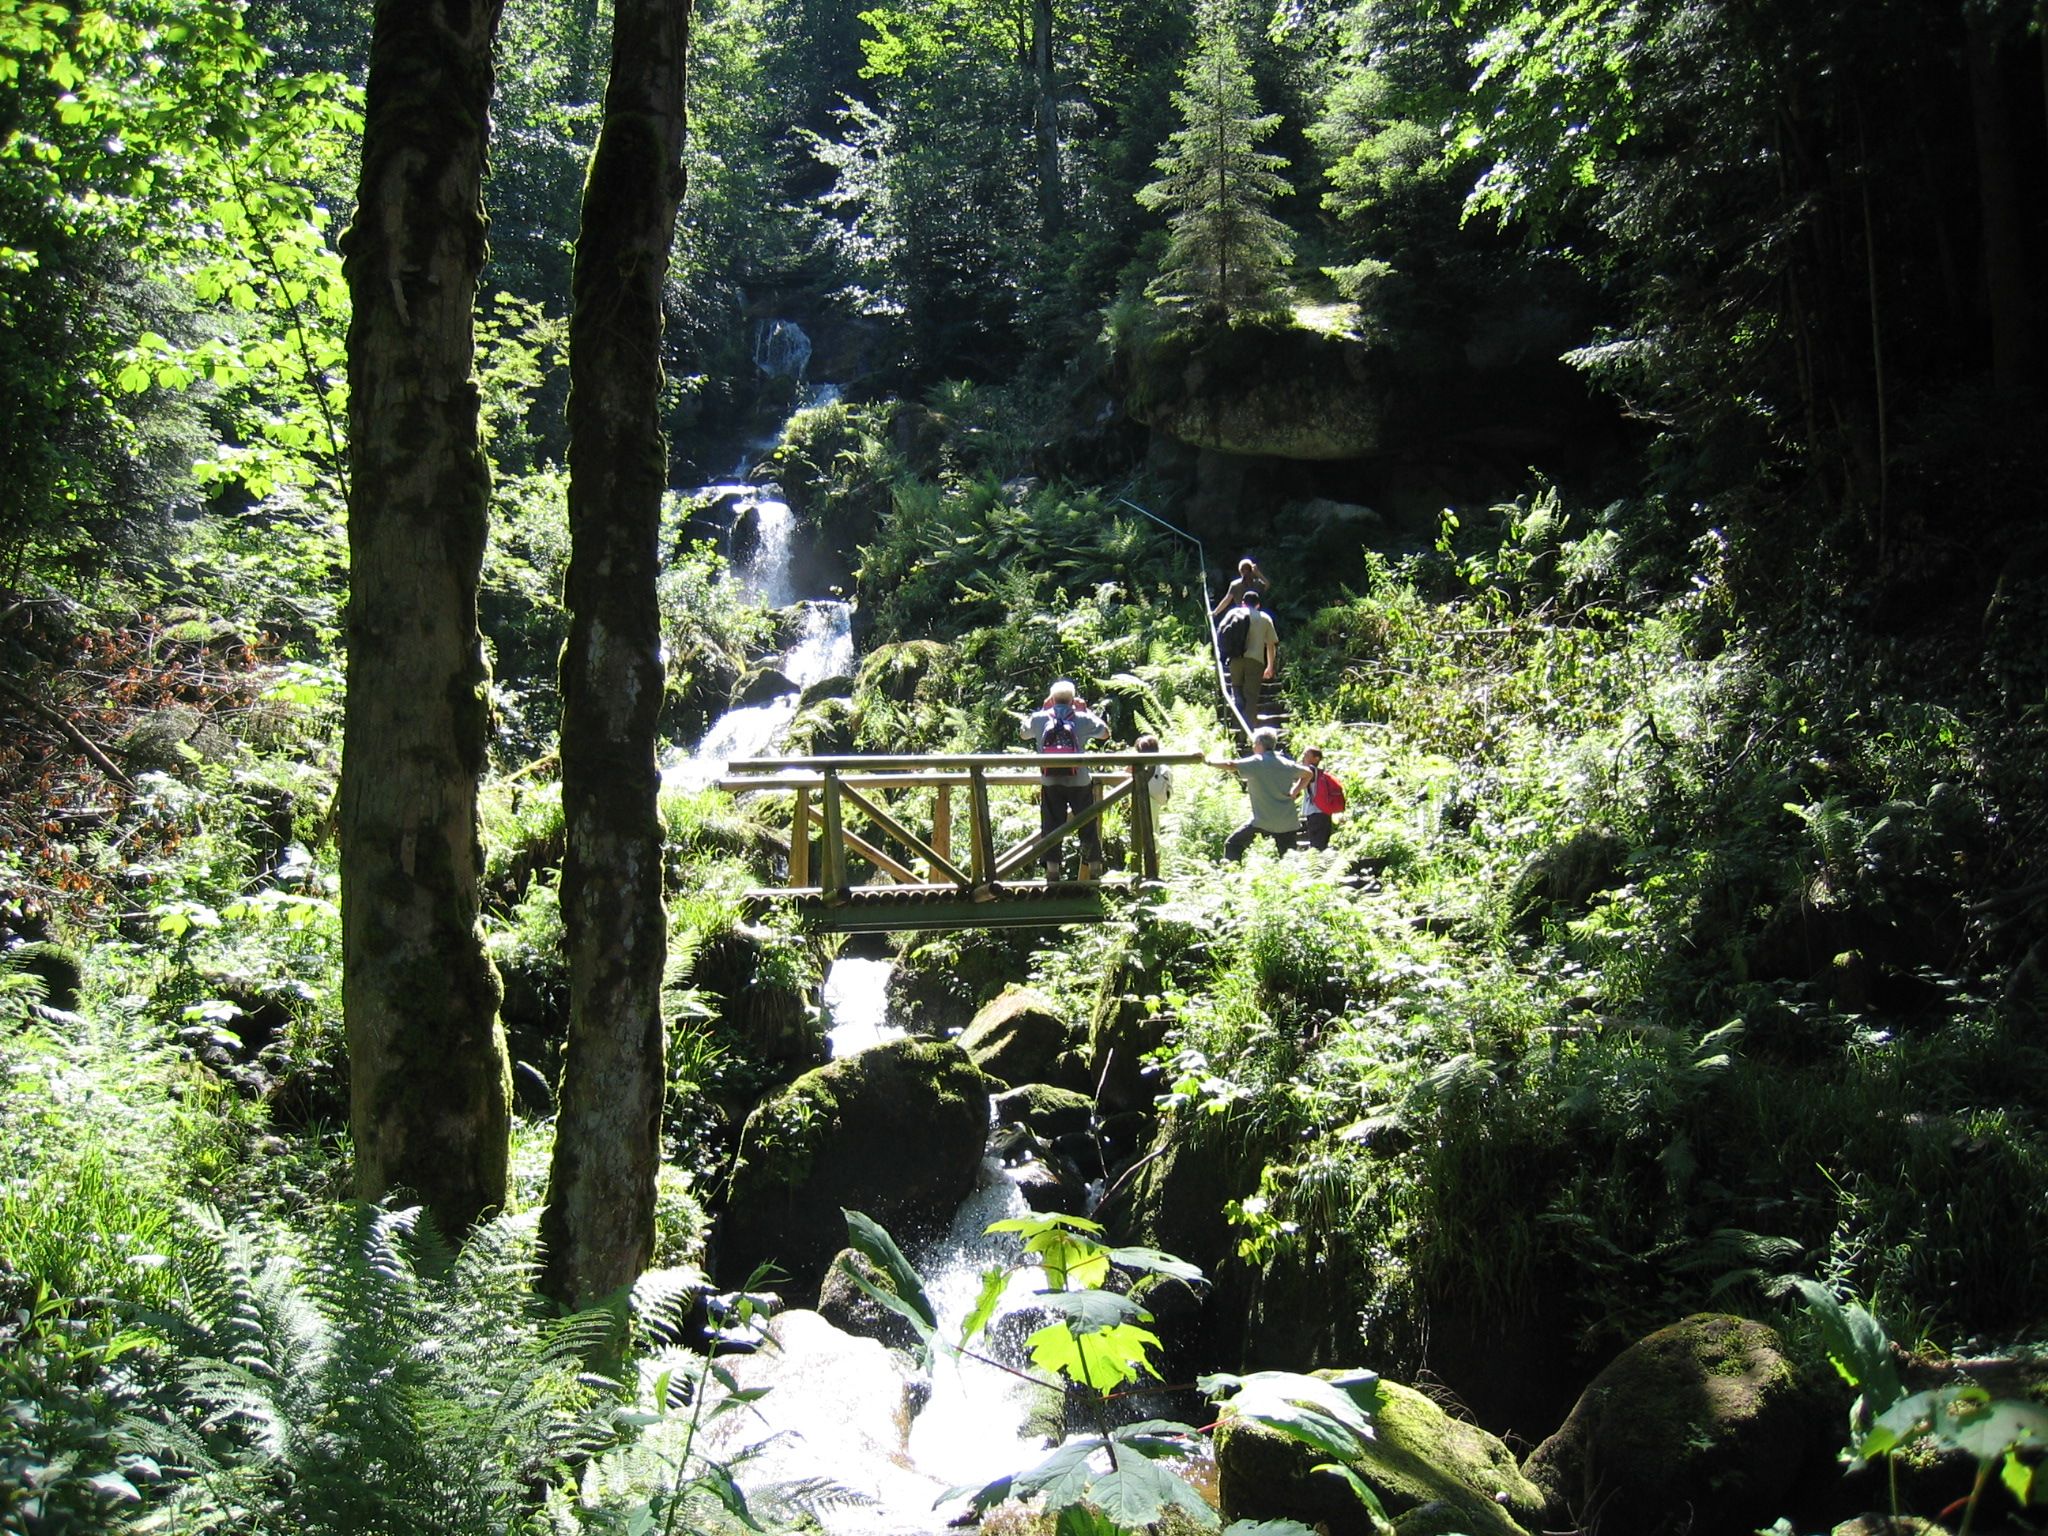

1507,825,1628,931
1216,1376,1543,1536
992,1082,1094,1140
1114,316,1387,461
886,928,1035,1036
716,1036,991,1304
4,939,81,1014
1521,1313,1828,1536
684,923,823,1070
958,986,1077,1089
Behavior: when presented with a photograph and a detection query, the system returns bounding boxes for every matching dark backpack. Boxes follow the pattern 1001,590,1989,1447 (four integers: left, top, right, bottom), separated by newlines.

1217,606,1252,662
1041,710,1083,777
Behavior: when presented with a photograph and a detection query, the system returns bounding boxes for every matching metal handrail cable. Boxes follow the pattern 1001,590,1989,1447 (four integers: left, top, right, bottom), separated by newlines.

1113,491,1253,739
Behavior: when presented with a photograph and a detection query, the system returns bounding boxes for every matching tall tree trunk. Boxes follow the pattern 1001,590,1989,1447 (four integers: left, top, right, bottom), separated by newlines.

1033,0,1061,238
541,0,689,1312
339,0,511,1234
1963,2,2041,392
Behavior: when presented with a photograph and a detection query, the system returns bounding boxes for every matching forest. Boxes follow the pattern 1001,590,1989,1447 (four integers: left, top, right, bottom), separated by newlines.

2,0,2046,1531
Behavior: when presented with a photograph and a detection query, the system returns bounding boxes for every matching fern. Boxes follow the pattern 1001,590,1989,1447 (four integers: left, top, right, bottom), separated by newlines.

148,1203,628,1535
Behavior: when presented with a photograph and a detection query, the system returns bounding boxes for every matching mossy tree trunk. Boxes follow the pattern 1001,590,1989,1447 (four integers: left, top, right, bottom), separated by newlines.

338,0,512,1234
541,0,689,1311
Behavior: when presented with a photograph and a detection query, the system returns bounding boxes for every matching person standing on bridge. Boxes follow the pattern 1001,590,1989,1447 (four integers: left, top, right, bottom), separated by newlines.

1208,727,1308,861
1024,680,1107,882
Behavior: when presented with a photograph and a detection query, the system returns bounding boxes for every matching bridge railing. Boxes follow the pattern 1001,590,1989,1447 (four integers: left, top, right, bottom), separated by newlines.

717,750,1203,903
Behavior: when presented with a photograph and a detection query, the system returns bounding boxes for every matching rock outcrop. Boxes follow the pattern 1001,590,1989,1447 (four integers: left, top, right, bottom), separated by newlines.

1521,1313,1826,1536
957,986,1080,1088
1216,1374,1546,1536
715,1037,991,1305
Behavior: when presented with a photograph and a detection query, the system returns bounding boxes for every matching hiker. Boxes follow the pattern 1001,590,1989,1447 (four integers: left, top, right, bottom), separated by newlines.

1298,745,1346,851
1023,680,1107,881
1216,589,1278,725
1211,556,1271,619
1133,733,1171,806
1207,726,1308,861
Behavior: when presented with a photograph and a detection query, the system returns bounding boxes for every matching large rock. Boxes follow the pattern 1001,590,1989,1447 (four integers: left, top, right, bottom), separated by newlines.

886,928,1036,1036
1521,1314,1826,1536
957,986,1078,1089
1115,315,1387,461
715,1037,991,1304
683,924,823,1070
816,1247,922,1352
1216,1375,1545,1536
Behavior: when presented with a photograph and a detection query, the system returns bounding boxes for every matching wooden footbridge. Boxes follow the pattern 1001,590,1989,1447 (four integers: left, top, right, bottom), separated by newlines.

717,751,1201,931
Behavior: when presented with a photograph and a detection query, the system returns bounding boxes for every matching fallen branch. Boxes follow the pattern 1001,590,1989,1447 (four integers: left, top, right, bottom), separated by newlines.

0,674,136,790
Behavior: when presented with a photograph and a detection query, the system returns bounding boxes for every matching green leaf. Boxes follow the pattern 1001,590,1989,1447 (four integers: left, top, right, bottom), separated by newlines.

1026,1317,1161,1393
1942,1392,2048,1462
960,1265,1009,1348
1104,1245,1207,1285
1038,1288,1149,1331
834,1253,936,1352
1087,1456,1216,1528
1314,1464,1393,1532
2002,1449,2037,1506
842,1209,938,1330
1225,1522,1325,1536
1207,1371,1378,1459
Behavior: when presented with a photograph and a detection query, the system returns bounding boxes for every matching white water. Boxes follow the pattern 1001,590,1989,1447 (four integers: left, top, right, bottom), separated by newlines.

696,959,1051,1533
824,957,904,1058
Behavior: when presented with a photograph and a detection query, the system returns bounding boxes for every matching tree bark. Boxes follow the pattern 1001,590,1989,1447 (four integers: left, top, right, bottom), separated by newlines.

1033,0,1061,238
541,0,689,1311
339,0,512,1235
1963,2,2041,393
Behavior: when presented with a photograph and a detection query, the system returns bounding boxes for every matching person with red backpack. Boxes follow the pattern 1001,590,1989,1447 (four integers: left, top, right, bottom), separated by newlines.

1023,679,1107,881
1297,745,1346,851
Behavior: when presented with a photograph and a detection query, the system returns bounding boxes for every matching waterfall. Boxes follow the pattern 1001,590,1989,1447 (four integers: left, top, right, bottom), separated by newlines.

664,599,851,789
697,960,1052,1533
754,317,813,381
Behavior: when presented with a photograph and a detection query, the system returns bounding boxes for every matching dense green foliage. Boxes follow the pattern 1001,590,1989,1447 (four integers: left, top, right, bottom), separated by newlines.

2,0,2045,1527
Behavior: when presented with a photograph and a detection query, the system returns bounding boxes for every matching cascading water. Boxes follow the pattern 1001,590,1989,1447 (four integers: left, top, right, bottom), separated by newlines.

697,958,1052,1534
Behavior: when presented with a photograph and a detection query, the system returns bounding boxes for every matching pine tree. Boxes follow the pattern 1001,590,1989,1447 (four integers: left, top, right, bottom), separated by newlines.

1135,0,1294,318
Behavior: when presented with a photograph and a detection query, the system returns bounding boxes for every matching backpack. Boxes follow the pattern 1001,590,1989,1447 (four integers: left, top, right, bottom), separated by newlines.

1217,606,1252,662
1041,709,1083,778
1309,769,1347,815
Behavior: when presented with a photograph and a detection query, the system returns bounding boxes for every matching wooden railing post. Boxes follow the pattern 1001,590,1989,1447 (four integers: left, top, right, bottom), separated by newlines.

1130,765,1157,880
821,769,848,902
932,784,952,875
791,786,811,888
968,766,995,893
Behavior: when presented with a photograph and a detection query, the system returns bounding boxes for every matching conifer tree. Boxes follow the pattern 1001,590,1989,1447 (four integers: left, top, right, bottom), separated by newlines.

1135,0,1293,318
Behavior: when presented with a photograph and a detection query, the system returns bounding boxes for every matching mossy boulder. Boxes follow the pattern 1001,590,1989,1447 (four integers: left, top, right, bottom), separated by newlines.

1507,825,1628,930
4,940,82,1014
1216,1376,1544,1536
958,986,1078,1089
992,1082,1094,1141
1521,1313,1826,1536
119,706,235,773
732,666,799,706
886,928,1035,1036
683,924,823,1070
716,1036,991,1305
1114,315,1386,461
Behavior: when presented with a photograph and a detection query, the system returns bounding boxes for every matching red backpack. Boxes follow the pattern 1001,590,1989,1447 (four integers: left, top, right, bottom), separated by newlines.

1309,769,1346,815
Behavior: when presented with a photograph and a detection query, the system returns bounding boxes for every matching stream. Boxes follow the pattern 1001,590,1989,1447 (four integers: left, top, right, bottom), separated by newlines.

666,334,1052,1529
